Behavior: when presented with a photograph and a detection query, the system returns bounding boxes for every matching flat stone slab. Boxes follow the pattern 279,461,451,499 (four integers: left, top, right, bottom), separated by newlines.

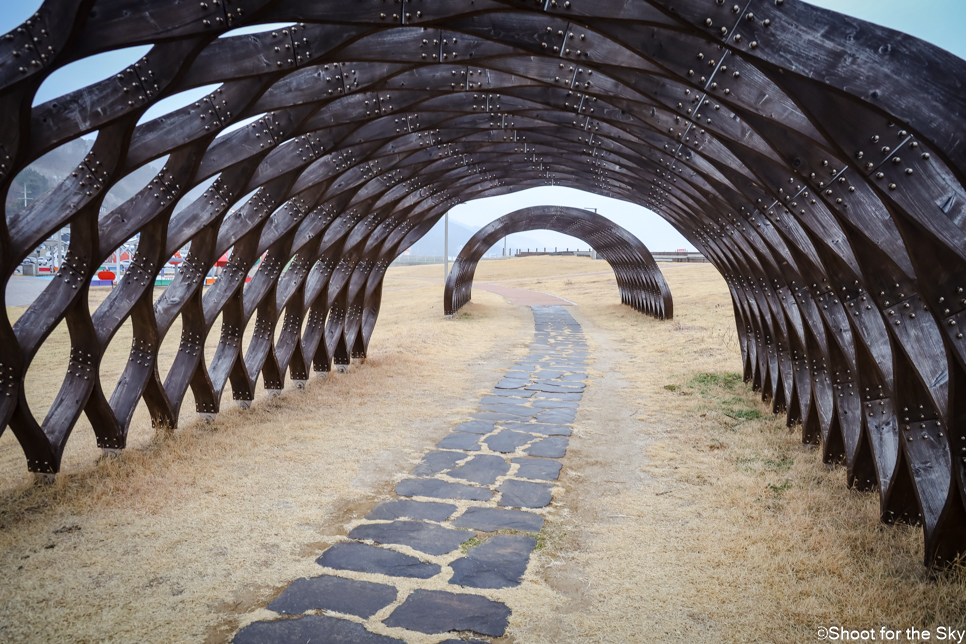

487,389,534,399
484,430,535,453
449,535,537,588
396,479,492,502
494,378,529,390
349,521,474,556
267,575,397,618
537,408,577,424
437,433,481,451
479,403,540,417
452,506,544,533
411,452,467,477
383,589,510,637
531,399,579,409
525,436,569,458
501,421,571,436
317,542,440,579
478,396,528,406
452,420,497,435
527,382,585,394
512,457,563,481
535,370,566,379
365,499,457,522
471,412,527,422
498,480,554,508
561,373,586,381
439,640,489,644
534,391,582,402
526,381,584,394
447,455,511,486
235,614,404,644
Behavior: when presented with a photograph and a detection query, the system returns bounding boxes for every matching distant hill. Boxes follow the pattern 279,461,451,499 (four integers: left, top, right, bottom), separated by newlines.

5,137,163,216
404,218,478,257
404,217,546,258
8,143,546,258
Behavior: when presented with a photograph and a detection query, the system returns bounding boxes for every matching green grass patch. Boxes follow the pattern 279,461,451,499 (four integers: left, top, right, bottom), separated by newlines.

534,531,548,551
687,372,743,391
767,480,793,495
735,454,760,472
727,409,762,421
533,523,566,552
459,537,483,553
679,372,763,425
764,457,795,472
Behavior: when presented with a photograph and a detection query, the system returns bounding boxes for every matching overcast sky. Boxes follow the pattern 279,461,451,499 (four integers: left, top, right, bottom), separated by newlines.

3,1,962,253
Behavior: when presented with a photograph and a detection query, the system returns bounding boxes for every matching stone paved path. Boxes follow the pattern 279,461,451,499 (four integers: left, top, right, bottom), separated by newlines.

233,306,588,643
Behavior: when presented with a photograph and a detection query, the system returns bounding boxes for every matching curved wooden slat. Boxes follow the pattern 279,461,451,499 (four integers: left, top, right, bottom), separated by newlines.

0,0,963,567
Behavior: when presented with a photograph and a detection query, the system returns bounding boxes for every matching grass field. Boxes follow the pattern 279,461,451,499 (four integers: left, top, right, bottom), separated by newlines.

1,256,963,642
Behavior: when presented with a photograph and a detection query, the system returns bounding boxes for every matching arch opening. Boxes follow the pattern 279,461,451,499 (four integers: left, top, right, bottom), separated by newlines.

444,206,673,320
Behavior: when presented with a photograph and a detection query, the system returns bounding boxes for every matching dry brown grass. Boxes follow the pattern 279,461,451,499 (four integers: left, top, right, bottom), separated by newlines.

1,257,964,643
0,270,530,643
495,260,966,643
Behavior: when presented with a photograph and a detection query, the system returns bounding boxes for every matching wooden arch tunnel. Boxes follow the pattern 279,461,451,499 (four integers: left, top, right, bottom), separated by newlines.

0,0,965,566
444,206,672,319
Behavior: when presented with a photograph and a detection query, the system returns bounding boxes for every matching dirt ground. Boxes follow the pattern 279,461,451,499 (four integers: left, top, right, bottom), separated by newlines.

1,256,964,642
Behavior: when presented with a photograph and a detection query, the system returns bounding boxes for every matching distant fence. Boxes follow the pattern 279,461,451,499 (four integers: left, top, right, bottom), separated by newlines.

651,252,708,263
392,251,706,266
390,254,509,267
516,250,594,258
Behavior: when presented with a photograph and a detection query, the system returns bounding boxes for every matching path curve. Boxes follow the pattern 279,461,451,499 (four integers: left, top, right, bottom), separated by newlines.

473,283,575,307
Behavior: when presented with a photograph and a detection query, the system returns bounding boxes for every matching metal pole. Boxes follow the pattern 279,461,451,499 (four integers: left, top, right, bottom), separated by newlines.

444,212,449,280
